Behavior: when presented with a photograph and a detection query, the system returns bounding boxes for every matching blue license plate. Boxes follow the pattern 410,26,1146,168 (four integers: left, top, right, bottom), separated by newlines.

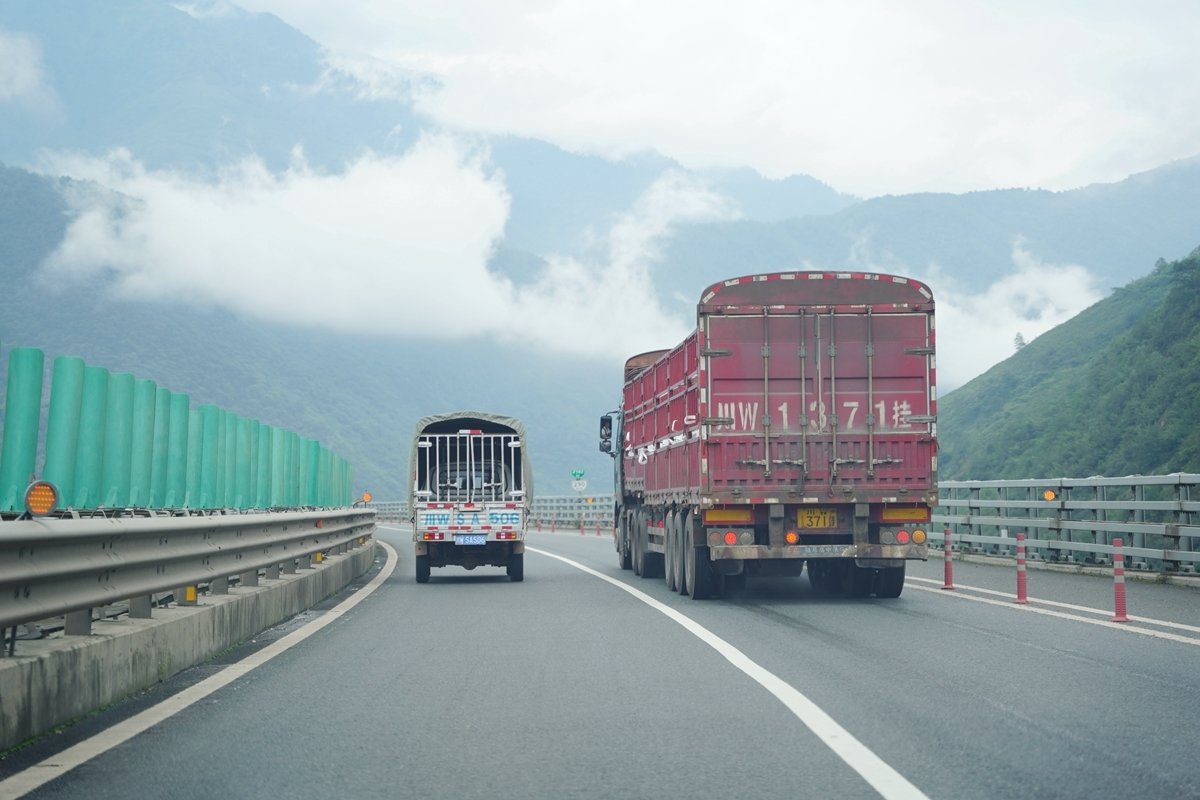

455,534,487,546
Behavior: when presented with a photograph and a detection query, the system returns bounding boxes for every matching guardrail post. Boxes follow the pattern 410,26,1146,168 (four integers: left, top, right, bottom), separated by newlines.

65,609,92,636
240,569,260,587
211,576,229,594
941,526,955,590
130,596,153,618
266,563,281,579
1015,533,1029,604
176,585,198,606
1112,538,1130,622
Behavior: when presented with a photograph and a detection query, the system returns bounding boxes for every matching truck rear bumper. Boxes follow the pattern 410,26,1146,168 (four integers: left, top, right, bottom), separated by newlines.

709,543,927,561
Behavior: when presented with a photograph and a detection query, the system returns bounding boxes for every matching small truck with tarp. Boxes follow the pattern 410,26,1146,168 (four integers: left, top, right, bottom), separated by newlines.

600,271,937,598
409,411,532,583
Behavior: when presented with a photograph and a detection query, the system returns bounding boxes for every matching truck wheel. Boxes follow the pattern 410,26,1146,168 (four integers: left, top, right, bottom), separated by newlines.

664,511,678,591
632,511,645,576
415,554,431,584
876,564,905,598
507,553,524,582
618,511,633,570
848,565,874,597
684,514,715,599
672,512,687,595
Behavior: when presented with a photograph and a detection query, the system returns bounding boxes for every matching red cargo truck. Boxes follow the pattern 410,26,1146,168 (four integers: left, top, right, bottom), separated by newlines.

600,271,937,598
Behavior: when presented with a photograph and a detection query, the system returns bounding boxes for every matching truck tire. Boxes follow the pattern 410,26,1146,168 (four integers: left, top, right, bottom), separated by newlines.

876,564,905,598
672,512,687,594
415,554,431,584
672,513,691,594
848,565,874,597
684,513,715,599
617,511,633,570
664,511,678,591
507,553,524,582
632,511,645,576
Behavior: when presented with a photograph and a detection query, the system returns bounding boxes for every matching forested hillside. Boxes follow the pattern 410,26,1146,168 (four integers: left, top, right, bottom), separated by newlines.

938,249,1200,478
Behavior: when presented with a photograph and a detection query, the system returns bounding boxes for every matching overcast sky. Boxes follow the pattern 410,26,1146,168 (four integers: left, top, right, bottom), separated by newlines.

9,1,1197,391
231,0,1200,197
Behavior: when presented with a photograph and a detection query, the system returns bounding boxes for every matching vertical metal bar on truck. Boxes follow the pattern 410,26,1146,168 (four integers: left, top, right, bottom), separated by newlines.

828,310,839,479
798,310,809,475
866,308,876,478
761,307,772,478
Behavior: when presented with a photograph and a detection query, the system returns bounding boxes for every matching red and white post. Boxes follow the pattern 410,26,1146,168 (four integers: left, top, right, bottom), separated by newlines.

941,527,955,590
1015,532,1029,604
1112,537,1130,622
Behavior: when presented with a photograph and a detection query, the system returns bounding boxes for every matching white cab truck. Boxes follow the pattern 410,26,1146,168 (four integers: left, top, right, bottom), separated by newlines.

409,412,533,583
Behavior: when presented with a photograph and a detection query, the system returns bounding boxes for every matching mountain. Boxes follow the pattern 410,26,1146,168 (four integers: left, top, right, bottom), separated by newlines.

937,248,1200,479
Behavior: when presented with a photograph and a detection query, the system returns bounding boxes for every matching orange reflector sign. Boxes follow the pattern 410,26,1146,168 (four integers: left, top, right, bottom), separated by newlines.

881,507,930,522
24,481,58,516
705,508,753,524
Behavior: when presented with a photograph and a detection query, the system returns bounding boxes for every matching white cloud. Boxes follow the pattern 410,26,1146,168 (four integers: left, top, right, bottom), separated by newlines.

38,146,732,361
229,0,1200,197
920,240,1104,392
509,171,736,357
0,28,57,111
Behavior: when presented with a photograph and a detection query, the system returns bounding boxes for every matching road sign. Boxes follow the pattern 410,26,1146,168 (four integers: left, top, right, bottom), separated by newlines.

571,469,585,480
571,479,587,491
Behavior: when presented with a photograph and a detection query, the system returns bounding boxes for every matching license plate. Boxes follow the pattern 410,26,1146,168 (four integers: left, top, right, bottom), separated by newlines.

797,508,837,528
454,534,487,546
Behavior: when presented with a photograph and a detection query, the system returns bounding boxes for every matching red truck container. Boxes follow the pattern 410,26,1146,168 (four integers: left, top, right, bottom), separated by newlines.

600,271,937,598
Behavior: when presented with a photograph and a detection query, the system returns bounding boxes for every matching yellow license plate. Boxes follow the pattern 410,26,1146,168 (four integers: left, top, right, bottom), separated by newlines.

797,508,837,528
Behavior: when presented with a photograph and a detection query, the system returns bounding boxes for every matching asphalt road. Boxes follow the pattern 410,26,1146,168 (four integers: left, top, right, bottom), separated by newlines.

3,525,1199,800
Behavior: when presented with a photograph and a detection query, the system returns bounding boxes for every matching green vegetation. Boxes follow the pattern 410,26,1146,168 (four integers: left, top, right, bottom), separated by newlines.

939,249,1200,479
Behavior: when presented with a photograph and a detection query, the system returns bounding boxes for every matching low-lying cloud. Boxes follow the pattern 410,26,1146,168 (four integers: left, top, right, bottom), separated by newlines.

39,140,731,360
917,240,1104,392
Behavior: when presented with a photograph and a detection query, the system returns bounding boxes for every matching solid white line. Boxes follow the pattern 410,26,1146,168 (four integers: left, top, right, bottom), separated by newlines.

527,546,930,800
0,542,396,800
907,576,1200,634
905,583,1200,646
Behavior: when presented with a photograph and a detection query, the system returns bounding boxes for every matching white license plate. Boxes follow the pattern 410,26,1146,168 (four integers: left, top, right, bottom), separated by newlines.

454,534,487,546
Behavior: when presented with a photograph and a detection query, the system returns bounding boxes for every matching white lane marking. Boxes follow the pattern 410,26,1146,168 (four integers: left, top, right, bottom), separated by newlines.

0,542,397,800
528,546,930,800
905,583,1200,646
907,576,1200,634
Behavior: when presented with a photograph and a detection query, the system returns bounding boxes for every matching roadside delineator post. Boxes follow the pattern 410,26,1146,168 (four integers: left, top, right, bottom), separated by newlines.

1112,538,1130,622
1015,532,1028,604
941,526,955,590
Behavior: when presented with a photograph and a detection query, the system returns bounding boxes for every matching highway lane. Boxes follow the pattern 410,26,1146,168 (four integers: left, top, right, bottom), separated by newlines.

3,525,1199,799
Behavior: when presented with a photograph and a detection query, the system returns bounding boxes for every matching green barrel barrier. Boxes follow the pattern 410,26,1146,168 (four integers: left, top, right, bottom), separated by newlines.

43,355,85,507
0,347,45,512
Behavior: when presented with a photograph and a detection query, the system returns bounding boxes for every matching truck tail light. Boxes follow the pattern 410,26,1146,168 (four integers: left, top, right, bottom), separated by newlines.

785,531,799,545
422,532,445,541
896,530,911,544
723,531,737,545
912,529,927,544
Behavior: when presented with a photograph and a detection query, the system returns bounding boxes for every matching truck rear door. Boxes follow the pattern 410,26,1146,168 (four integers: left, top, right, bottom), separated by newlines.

703,307,934,494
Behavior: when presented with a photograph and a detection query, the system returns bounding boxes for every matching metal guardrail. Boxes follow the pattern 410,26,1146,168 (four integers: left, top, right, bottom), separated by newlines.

933,475,1200,572
373,475,1200,570
0,508,376,649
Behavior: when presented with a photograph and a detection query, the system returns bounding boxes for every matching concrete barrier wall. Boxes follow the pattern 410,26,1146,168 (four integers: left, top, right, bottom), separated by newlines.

0,542,377,750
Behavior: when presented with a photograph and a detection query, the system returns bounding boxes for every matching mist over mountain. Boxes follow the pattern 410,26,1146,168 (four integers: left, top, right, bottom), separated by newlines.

1,0,1198,496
